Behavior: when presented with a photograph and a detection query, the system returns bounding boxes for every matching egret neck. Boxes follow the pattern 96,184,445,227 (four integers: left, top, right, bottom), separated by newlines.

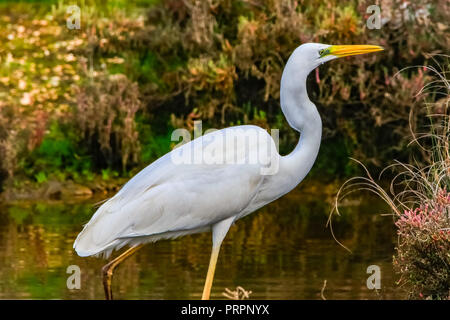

279,55,322,190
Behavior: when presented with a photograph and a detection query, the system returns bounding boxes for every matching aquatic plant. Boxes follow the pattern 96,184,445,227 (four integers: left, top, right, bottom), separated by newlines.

333,59,450,299
394,189,450,299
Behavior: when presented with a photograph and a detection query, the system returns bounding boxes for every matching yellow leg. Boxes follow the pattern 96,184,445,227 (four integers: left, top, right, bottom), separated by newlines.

201,245,221,300
102,244,144,300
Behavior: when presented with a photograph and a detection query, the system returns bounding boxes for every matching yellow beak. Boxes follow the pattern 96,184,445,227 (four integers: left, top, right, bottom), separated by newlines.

328,45,384,57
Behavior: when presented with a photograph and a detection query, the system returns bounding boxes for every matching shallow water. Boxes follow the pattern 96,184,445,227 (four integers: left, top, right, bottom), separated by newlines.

0,182,402,299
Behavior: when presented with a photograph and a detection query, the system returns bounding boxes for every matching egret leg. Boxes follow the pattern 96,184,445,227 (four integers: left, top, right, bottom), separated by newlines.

201,217,235,300
201,245,221,300
102,244,144,300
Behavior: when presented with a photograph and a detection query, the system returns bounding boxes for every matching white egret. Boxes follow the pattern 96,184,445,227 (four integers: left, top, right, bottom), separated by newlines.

74,43,383,300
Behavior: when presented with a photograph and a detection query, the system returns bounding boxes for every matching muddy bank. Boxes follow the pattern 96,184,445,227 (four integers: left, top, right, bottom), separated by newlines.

0,177,128,202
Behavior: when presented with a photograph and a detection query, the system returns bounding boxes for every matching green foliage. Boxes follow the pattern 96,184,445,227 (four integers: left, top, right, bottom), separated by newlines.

101,168,119,181
34,171,47,184
36,123,74,165
311,137,359,178
0,0,449,189
20,121,92,183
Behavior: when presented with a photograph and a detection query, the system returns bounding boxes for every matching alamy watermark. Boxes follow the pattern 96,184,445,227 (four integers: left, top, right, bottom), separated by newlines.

66,265,81,289
366,265,381,290
366,5,381,29
66,5,81,30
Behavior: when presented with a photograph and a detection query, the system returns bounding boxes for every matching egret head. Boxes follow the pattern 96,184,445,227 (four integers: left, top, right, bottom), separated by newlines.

290,43,384,73
281,43,383,132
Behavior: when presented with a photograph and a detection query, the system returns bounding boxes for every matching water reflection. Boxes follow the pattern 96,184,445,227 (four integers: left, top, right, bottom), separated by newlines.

0,183,402,299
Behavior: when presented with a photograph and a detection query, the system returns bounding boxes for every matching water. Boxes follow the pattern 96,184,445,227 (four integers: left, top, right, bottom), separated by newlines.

0,182,402,299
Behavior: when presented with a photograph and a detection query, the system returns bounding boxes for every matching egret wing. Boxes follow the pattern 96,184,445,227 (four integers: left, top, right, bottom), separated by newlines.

74,126,278,256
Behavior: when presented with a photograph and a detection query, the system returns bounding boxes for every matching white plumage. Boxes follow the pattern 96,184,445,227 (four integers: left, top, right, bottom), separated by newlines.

74,125,284,258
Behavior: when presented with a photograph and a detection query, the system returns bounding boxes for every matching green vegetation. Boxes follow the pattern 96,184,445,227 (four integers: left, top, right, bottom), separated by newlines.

0,0,448,193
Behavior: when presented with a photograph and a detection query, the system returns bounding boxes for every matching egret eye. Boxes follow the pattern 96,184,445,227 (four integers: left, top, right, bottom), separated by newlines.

319,49,325,56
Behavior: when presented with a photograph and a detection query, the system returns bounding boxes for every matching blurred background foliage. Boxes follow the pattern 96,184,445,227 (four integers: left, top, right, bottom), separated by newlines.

0,0,448,192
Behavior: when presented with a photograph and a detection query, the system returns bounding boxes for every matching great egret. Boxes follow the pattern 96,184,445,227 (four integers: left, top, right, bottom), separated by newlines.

74,43,383,300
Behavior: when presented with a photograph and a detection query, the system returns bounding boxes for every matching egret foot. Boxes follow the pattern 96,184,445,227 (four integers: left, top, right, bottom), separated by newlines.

102,244,144,300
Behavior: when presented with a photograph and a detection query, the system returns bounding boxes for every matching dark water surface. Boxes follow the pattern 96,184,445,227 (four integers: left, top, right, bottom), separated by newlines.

0,183,402,299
